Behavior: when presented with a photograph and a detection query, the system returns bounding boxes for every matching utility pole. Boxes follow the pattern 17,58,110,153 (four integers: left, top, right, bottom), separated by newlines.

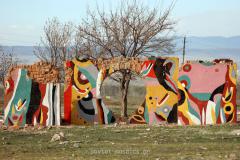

182,36,186,64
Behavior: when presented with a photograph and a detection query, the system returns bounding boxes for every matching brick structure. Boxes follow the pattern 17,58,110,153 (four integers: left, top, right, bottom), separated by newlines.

95,57,145,74
6,61,60,84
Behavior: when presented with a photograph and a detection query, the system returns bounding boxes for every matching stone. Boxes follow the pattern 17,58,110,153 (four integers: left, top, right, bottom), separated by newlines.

199,146,208,150
59,141,69,145
229,153,237,159
50,134,61,142
230,130,240,136
73,143,81,148
146,128,150,131
59,132,65,138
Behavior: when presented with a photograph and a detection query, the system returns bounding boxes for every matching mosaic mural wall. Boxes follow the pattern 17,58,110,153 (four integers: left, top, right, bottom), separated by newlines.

64,57,237,126
64,57,179,125
3,57,237,127
3,63,61,127
129,57,179,124
178,60,237,125
64,58,115,125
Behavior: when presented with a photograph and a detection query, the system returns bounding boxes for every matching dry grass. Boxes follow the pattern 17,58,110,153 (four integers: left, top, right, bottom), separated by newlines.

1,124,240,160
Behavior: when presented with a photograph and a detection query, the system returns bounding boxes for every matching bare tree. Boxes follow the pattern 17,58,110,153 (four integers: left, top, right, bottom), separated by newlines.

0,46,19,85
75,1,176,119
34,17,74,68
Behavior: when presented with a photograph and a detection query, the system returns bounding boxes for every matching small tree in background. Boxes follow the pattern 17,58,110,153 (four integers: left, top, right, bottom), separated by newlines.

75,1,176,119
0,46,19,85
34,17,74,69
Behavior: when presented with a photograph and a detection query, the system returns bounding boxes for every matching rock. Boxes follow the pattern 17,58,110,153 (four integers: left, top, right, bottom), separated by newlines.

51,134,61,142
59,132,64,137
230,130,240,136
73,143,80,148
199,146,207,150
50,132,65,142
146,128,150,131
229,153,237,159
59,141,69,145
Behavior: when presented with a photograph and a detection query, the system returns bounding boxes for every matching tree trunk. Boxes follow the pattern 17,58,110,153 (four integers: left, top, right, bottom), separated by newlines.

120,73,130,119
1,78,4,86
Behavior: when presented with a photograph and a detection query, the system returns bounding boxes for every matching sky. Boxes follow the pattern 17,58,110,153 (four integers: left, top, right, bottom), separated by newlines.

0,0,240,45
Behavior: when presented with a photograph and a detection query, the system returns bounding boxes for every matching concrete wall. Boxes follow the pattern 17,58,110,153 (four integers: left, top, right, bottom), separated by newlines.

178,61,237,125
64,57,237,126
64,57,180,125
2,57,237,127
64,58,115,125
129,57,179,124
3,62,61,127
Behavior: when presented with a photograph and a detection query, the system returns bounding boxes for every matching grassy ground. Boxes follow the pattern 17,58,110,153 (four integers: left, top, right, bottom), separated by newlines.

1,124,240,160
0,83,240,159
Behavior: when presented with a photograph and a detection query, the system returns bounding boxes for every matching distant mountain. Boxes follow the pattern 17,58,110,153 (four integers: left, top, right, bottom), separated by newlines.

174,36,240,66
2,46,37,64
175,36,240,49
2,36,240,65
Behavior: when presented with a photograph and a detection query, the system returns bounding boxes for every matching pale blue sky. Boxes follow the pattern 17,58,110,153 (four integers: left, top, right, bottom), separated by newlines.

0,0,240,45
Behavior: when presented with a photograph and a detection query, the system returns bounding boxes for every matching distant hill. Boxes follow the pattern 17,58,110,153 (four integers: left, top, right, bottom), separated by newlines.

176,36,240,49
2,46,37,64
2,36,240,65
174,36,240,67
